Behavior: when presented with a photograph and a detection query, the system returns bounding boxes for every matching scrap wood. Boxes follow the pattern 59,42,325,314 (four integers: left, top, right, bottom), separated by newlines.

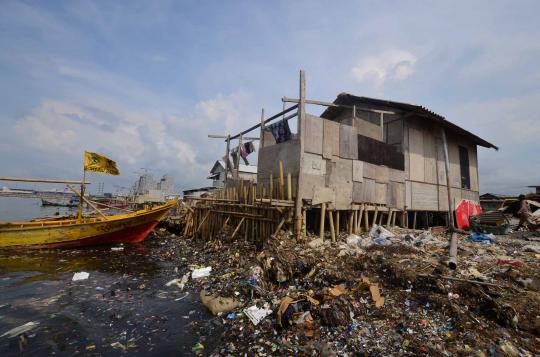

350,276,385,307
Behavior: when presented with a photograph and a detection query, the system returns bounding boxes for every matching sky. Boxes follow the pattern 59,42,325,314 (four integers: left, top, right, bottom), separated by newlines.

0,0,539,195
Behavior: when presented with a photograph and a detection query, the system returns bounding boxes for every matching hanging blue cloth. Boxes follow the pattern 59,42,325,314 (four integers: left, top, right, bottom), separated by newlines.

268,119,292,143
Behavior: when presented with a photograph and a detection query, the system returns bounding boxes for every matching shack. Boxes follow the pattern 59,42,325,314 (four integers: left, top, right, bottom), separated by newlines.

185,71,498,243
208,160,257,188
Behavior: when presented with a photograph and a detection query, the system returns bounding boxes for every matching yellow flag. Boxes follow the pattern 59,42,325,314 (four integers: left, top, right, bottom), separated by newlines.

84,151,120,175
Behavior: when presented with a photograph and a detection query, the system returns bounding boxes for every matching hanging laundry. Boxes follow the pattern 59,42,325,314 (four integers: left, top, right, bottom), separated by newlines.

268,119,292,143
230,147,238,167
239,145,249,165
243,141,256,155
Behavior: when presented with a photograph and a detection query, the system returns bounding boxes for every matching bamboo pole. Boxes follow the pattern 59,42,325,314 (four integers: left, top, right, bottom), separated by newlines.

328,209,336,243
0,177,91,184
336,211,340,236
270,174,273,202
287,173,292,201
194,211,210,235
273,217,286,236
279,161,285,199
320,203,326,240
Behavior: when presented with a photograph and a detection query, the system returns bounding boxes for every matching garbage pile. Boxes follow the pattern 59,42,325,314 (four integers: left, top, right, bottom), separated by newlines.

164,225,540,356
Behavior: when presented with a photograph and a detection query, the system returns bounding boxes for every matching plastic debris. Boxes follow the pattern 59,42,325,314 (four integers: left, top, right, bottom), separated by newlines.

468,232,496,244
165,272,190,290
244,303,272,326
191,266,212,279
72,272,90,281
369,224,395,239
1,321,40,338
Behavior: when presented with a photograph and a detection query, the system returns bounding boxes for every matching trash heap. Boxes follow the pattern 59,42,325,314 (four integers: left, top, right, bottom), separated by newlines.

165,225,540,356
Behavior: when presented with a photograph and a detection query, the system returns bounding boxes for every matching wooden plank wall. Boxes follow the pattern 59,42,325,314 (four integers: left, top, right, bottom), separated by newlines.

405,120,481,211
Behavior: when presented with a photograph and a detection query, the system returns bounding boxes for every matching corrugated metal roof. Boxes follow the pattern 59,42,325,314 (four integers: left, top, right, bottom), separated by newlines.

320,93,498,150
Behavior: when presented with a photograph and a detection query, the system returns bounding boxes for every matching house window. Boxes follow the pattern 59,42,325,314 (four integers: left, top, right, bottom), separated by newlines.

459,146,470,189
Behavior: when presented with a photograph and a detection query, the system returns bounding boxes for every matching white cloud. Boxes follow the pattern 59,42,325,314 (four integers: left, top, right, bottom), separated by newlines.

351,50,417,89
195,91,253,133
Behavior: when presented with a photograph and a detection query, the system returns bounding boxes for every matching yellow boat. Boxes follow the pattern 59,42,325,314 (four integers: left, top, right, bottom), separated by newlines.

0,200,176,249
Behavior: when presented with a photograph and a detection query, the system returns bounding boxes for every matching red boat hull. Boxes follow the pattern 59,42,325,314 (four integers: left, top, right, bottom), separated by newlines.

39,221,159,248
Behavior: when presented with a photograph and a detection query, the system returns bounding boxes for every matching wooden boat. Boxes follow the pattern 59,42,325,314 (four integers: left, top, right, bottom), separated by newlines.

0,200,176,249
40,198,78,208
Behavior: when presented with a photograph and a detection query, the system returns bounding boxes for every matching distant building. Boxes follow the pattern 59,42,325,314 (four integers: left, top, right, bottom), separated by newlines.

528,185,540,195
208,160,257,187
132,173,176,203
157,175,175,195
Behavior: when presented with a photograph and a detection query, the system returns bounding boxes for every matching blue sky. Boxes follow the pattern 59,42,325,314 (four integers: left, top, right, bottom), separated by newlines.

0,0,539,195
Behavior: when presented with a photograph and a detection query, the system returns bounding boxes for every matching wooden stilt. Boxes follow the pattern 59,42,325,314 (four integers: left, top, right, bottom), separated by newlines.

357,205,364,232
320,203,326,240
413,211,417,229
373,207,378,228
386,210,392,227
328,209,336,243
335,211,340,238
363,207,369,232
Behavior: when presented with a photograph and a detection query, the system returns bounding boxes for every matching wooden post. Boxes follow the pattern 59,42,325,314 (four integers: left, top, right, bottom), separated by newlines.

441,128,455,229
328,209,336,243
294,70,306,240
319,203,326,240
413,211,417,229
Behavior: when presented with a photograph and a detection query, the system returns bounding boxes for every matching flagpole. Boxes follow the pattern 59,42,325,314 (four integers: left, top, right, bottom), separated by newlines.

78,155,86,220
